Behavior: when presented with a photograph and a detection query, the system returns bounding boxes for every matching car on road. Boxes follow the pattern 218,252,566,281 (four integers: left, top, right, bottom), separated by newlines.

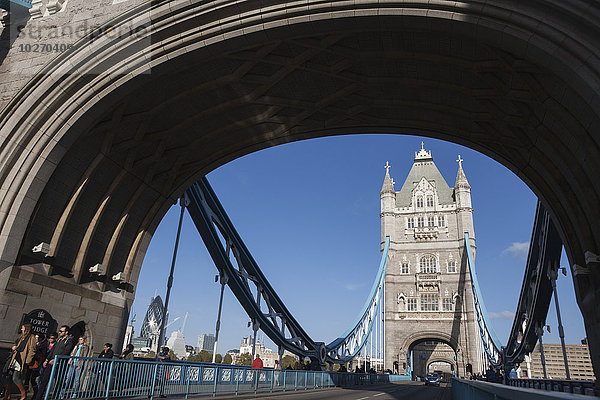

424,374,440,386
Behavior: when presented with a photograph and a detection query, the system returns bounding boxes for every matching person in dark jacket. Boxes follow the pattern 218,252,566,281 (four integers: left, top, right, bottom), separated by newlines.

98,343,114,359
26,333,48,400
34,325,74,400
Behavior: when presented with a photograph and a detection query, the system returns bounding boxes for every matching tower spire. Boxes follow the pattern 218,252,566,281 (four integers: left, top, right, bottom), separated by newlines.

455,154,470,189
381,161,395,193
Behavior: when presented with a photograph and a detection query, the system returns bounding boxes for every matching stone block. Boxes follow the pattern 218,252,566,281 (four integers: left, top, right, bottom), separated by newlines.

69,307,85,320
24,296,51,312
18,269,34,282
0,304,7,319
0,290,26,308
107,315,122,328
101,291,126,308
84,309,98,323
80,297,105,313
103,304,124,317
50,302,74,322
42,286,65,302
7,279,43,297
63,292,81,307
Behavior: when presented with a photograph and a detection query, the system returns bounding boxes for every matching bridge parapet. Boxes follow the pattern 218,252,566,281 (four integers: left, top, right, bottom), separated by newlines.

452,378,596,400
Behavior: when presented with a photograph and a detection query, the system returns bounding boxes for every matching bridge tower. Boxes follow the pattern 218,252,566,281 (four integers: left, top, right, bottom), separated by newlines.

382,143,483,377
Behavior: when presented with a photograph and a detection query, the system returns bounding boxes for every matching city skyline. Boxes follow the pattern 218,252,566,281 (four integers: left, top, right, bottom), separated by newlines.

130,135,586,357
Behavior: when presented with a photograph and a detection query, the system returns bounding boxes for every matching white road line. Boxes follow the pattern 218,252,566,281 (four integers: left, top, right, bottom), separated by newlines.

357,397,370,400
373,393,385,397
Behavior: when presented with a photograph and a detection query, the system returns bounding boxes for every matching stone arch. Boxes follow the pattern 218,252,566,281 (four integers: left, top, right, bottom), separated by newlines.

426,358,456,372
0,0,598,374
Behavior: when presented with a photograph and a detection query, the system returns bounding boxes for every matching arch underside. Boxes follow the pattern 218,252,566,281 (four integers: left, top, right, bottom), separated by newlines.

0,0,599,374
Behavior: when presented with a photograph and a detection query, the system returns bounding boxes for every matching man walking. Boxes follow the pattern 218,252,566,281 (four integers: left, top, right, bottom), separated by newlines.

35,325,75,400
251,354,263,390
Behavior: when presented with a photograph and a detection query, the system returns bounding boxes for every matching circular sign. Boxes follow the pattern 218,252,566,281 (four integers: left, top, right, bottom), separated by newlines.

20,309,58,335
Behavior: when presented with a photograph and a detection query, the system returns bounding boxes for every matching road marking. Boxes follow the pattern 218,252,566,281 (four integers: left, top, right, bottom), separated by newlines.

357,397,370,400
373,394,385,397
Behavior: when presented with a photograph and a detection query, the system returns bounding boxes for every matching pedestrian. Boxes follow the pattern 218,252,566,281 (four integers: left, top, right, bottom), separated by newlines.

60,336,90,398
98,343,114,359
2,323,36,400
120,344,134,361
26,333,48,400
35,325,75,400
251,354,263,389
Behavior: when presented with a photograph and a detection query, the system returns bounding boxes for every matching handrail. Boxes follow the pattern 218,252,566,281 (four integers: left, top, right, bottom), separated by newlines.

464,232,503,366
43,355,400,399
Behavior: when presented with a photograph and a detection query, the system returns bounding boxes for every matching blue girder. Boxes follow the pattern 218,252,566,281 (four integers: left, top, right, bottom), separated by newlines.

186,178,388,365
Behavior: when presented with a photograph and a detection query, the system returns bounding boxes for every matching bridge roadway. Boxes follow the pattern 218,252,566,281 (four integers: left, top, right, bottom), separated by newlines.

182,382,452,400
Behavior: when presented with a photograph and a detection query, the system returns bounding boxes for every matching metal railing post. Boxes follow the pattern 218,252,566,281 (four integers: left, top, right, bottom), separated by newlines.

184,365,191,399
305,370,308,390
104,359,115,400
212,366,219,397
43,356,60,400
283,370,286,392
270,370,275,392
294,370,298,391
149,362,159,400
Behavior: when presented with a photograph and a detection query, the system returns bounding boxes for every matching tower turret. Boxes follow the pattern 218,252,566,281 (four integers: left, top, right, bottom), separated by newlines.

454,155,475,241
381,161,396,243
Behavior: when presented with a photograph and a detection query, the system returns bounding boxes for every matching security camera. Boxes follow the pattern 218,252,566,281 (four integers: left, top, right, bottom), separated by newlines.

89,264,104,274
112,272,125,282
32,242,50,255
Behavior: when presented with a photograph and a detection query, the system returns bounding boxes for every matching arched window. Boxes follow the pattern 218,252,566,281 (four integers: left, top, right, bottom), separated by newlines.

426,195,434,207
416,196,423,208
420,255,437,273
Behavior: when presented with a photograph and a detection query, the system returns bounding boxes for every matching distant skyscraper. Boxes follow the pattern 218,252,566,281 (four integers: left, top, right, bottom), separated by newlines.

197,333,215,353
167,330,187,358
140,296,165,352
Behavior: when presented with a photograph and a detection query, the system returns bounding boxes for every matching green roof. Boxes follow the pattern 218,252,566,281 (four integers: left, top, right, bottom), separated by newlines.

395,160,454,207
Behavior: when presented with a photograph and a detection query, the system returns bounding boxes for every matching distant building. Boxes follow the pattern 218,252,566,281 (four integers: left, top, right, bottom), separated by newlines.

197,333,215,353
237,336,294,368
122,325,135,351
167,330,187,359
132,337,152,356
521,343,595,380
140,296,165,353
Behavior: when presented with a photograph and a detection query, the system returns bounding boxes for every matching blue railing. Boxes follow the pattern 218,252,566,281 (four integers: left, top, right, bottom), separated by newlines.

44,356,396,399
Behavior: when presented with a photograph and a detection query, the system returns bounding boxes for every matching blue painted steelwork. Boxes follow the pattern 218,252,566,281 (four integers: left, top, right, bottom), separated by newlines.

464,231,503,367
465,200,562,372
0,0,32,10
503,201,562,367
185,178,389,365
43,356,400,399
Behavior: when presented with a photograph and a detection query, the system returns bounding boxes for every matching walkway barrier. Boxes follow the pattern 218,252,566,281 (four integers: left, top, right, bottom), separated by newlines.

508,378,596,396
43,356,396,399
452,378,597,400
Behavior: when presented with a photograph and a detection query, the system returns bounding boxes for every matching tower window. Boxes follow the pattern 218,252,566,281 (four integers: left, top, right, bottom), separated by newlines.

401,262,409,274
428,216,435,226
416,196,423,208
417,217,424,227
438,216,445,227
407,218,414,229
420,255,437,273
426,195,434,207
420,293,439,311
442,298,453,311
448,260,457,273
407,298,417,311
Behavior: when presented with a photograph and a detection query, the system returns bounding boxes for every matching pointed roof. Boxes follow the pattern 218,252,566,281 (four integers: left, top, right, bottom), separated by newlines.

381,161,395,194
455,155,471,189
395,144,454,206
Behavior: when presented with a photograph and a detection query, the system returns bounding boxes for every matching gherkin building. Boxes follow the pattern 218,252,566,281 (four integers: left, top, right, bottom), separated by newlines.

141,296,165,347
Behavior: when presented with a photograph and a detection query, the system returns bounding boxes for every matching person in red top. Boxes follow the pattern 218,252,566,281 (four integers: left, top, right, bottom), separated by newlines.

251,354,263,369
250,354,263,389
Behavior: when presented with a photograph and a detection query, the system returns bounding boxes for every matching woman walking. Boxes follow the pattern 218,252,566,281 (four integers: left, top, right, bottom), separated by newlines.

3,323,36,400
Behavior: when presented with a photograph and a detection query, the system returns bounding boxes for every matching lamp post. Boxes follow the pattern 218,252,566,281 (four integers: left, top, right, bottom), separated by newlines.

212,272,228,363
549,264,570,379
157,195,187,353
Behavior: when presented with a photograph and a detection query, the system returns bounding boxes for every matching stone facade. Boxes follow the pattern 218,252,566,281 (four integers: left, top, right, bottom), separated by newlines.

382,144,484,377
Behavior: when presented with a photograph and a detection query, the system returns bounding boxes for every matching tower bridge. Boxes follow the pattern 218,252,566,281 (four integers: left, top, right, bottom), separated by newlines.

0,0,600,395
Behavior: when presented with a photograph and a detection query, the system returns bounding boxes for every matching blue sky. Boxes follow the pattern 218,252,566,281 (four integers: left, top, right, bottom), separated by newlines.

130,135,586,355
